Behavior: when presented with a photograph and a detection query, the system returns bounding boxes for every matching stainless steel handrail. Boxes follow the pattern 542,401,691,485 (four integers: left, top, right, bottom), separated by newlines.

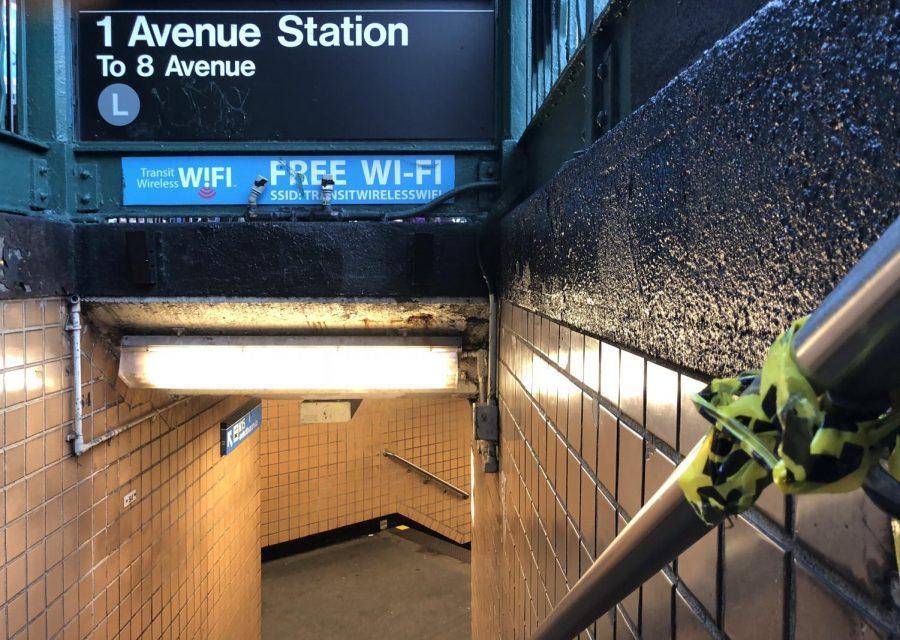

382,449,470,499
793,219,900,403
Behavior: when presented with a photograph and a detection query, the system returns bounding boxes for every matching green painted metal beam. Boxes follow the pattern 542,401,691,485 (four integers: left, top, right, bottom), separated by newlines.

0,1,503,221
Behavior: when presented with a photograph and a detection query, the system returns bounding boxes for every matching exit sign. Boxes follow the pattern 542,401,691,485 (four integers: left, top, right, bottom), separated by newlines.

220,401,262,456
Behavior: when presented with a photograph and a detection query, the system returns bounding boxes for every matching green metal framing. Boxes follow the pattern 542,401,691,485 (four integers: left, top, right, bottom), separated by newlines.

503,0,615,141
0,0,664,220
0,0,652,221
0,1,501,221
495,0,628,206
0,0,630,222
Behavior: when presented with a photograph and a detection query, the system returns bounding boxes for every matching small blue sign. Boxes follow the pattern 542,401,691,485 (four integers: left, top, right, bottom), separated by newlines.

122,155,455,206
220,402,263,456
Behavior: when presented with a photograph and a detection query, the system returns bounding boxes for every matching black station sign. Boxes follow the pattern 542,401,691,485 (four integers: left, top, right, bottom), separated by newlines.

75,0,495,141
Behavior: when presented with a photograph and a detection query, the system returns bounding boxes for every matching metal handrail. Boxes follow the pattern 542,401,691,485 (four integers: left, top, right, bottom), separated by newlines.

382,449,469,499
532,217,900,640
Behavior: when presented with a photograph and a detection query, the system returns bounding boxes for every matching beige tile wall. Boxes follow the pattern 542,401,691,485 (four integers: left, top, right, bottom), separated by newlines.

471,445,502,639
0,298,262,640
260,397,472,546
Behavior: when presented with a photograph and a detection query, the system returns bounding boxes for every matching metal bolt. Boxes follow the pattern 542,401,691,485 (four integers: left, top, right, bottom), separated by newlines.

595,110,608,129
79,194,93,204
38,191,48,201
80,170,93,180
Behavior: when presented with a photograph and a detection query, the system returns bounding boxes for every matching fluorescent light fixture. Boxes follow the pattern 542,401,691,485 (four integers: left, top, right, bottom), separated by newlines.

118,336,461,395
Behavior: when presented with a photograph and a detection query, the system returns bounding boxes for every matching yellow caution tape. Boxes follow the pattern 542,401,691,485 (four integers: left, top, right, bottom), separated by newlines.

890,436,900,575
679,318,900,526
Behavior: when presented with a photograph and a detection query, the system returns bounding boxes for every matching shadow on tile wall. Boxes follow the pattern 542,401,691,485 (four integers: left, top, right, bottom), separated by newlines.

0,298,262,640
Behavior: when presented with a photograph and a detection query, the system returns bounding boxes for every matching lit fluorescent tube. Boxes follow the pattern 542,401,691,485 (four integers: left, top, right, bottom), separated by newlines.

118,336,461,395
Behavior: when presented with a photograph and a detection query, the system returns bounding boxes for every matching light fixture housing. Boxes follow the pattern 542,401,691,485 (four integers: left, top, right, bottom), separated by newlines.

118,336,462,396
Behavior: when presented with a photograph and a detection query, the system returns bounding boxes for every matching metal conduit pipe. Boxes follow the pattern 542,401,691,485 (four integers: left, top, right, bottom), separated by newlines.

487,291,499,401
477,230,500,403
381,180,500,221
532,216,900,640
65,296,84,456
77,397,192,456
82,181,500,223
64,295,193,457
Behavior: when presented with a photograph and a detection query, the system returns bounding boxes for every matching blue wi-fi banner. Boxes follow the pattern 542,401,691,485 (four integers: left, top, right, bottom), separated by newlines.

121,155,455,206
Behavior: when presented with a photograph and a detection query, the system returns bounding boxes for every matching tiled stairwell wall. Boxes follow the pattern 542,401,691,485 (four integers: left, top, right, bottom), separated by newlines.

260,397,472,547
0,298,262,640
477,303,895,639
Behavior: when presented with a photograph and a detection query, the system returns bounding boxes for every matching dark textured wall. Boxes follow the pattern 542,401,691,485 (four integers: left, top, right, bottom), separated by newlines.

500,0,898,378
0,214,74,299
76,221,487,298
628,0,766,109
519,0,764,192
